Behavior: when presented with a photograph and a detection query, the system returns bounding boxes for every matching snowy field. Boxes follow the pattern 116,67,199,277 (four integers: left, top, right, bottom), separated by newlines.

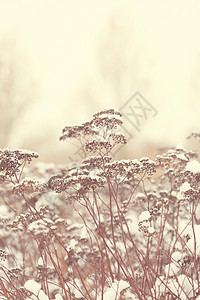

0,110,200,299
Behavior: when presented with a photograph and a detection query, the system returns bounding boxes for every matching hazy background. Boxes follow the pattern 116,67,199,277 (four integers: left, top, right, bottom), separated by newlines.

0,0,199,163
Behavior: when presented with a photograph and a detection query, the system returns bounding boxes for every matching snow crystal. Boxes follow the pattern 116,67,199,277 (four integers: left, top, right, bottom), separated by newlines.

186,160,200,173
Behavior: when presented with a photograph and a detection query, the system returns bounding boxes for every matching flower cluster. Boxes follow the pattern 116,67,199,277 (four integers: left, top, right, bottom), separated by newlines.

27,218,55,237
12,179,47,195
0,249,7,261
138,211,155,237
48,165,105,198
156,146,196,170
60,109,127,155
0,149,38,179
11,207,48,230
100,157,156,180
0,110,199,300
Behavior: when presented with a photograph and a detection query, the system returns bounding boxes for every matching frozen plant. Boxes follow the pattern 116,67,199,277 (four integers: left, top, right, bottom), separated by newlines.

0,113,199,299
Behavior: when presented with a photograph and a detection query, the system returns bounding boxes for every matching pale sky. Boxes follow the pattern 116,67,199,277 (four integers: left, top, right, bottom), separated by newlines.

0,0,200,162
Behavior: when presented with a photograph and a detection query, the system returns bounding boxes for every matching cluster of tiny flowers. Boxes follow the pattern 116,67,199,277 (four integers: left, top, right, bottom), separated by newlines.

138,211,155,237
81,155,112,170
156,147,196,170
12,179,47,195
92,109,123,129
139,157,157,175
100,158,156,180
60,108,123,141
59,109,127,155
12,207,48,230
27,218,56,237
0,149,38,178
8,268,22,279
0,249,8,261
48,166,105,197
60,123,98,140
85,139,113,153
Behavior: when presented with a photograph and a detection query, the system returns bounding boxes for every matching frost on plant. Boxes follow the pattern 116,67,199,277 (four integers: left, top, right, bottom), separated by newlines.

0,115,199,299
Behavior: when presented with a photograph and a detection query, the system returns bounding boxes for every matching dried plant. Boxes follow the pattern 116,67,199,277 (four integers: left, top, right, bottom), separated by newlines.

0,115,199,299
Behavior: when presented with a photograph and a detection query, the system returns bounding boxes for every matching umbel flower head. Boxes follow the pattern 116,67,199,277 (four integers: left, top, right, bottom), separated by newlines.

59,109,127,155
0,149,38,179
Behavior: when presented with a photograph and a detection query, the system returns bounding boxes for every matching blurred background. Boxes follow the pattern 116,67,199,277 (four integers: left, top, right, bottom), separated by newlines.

0,0,199,163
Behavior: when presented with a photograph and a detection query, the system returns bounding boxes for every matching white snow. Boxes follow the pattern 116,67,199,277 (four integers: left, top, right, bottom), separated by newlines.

152,275,197,300
0,205,10,216
125,210,140,234
54,295,64,300
88,167,101,179
97,279,129,300
195,203,200,222
176,144,186,151
24,279,41,294
176,153,188,161
38,290,48,300
27,218,54,235
148,227,155,234
37,257,43,266
186,160,200,173
171,251,182,262
180,224,200,256
165,262,180,277
66,238,78,251
168,274,197,300
139,211,151,222
180,182,191,193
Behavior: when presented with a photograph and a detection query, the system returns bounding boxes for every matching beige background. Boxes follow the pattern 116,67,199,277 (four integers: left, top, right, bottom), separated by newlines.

0,0,199,162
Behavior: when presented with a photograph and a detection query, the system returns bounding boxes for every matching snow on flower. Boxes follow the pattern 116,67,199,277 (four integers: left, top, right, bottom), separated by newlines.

165,262,180,277
27,218,54,236
179,182,192,193
147,226,155,235
139,211,151,222
125,210,140,234
152,275,197,300
97,279,129,300
186,160,200,173
54,294,64,300
24,279,41,295
176,153,188,161
37,257,43,266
